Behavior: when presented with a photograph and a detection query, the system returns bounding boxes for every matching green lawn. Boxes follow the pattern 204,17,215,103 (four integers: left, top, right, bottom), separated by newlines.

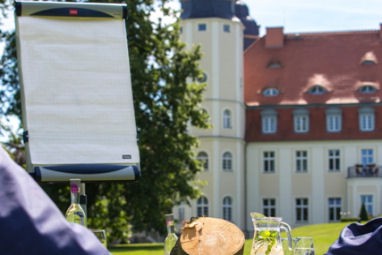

110,221,353,255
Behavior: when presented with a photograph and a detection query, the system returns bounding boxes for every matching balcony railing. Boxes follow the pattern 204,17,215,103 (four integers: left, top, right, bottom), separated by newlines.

348,164,382,178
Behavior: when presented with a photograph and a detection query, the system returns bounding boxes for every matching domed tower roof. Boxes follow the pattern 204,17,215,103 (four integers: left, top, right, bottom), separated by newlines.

235,0,260,49
180,0,236,20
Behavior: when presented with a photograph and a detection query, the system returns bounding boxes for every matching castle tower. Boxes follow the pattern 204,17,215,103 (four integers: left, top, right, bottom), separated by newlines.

178,0,246,229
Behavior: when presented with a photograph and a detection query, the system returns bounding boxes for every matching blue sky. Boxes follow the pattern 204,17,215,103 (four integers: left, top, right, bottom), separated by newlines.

246,0,382,35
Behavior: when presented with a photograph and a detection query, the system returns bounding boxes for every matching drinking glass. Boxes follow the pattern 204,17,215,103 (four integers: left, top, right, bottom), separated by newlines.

92,229,107,247
293,237,315,255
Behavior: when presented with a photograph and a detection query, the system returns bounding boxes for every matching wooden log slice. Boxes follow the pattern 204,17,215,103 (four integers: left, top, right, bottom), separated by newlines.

175,217,244,255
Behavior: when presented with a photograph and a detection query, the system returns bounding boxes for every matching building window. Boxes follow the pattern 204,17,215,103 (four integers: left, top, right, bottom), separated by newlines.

361,149,374,166
267,61,282,69
359,85,377,94
328,149,340,172
296,150,308,173
359,107,375,132
222,196,232,221
223,24,230,33
308,85,327,95
326,108,342,133
178,207,185,224
223,109,232,129
198,23,207,31
263,151,275,173
296,198,309,222
361,195,373,216
293,109,309,133
262,87,280,96
197,151,209,171
197,196,209,217
222,151,233,171
328,197,341,221
261,109,277,134
263,198,276,217
197,72,207,83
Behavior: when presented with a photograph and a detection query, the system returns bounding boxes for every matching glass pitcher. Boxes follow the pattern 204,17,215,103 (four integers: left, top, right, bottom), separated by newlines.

251,213,293,255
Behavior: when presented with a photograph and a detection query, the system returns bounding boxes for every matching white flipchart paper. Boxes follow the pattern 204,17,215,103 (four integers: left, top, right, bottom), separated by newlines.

17,16,139,166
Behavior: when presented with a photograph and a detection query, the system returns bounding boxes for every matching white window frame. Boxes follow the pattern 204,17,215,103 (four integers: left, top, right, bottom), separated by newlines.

328,149,341,172
222,196,233,221
222,151,233,171
296,198,309,222
223,109,232,129
296,150,308,173
263,198,276,217
261,109,277,134
328,197,341,221
197,196,209,217
361,148,374,166
361,194,374,216
263,151,275,173
197,151,209,171
293,109,309,133
359,107,375,132
326,108,342,132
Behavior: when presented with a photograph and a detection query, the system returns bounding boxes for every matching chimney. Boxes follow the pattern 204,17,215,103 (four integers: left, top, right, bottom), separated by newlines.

265,27,284,48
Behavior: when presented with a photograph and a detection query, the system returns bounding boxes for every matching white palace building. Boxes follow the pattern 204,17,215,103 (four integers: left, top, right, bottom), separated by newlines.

174,0,382,233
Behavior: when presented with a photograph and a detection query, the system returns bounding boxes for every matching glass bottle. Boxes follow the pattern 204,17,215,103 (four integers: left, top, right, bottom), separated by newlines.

164,213,178,255
65,179,87,226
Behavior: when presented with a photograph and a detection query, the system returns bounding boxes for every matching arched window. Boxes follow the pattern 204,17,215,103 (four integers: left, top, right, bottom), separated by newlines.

223,109,232,129
358,85,377,94
197,151,209,171
262,87,280,97
308,85,327,95
222,151,233,171
197,196,209,217
222,196,233,221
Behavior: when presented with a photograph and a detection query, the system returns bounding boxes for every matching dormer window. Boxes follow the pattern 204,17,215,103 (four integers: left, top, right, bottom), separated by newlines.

267,60,282,69
362,60,377,66
308,85,327,95
359,85,377,94
198,23,207,31
361,51,378,65
262,87,280,97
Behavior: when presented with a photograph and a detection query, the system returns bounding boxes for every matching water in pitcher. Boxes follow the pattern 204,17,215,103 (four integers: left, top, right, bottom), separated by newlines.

251,242,284,255
250,213,292,255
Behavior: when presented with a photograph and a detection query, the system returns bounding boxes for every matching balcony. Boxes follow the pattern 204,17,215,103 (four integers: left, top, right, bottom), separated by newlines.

348,164,382,178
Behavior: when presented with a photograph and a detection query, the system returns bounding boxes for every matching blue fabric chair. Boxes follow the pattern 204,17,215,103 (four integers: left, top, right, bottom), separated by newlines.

326,218,382,255
0,146,109,255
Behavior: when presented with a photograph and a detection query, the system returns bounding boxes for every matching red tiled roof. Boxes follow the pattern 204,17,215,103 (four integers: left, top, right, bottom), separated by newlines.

244,28,382,106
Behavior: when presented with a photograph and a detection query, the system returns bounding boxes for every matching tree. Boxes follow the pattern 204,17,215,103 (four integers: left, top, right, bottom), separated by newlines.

0,0,208,242
359,203,369,221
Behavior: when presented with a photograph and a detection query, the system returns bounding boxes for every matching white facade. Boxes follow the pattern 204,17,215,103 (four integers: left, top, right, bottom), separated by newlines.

246,140,382,229
177,17,246,229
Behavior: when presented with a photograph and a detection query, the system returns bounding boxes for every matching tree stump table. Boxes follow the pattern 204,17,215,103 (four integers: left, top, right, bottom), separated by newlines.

171,217,245,255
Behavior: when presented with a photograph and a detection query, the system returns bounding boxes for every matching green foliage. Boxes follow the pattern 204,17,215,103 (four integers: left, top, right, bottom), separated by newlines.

254,230,278,255
0,0,208,242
